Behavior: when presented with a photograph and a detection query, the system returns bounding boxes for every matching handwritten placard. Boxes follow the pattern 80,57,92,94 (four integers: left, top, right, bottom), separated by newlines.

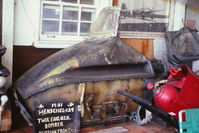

34,101,81,133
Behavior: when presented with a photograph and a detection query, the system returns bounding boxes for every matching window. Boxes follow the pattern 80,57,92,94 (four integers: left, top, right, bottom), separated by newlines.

40,0,97,42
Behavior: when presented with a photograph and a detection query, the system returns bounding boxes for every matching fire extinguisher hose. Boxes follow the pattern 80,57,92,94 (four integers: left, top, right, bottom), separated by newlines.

117,90,179,129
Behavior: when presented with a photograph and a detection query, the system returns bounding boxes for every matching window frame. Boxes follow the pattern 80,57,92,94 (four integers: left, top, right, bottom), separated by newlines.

39,0,97,42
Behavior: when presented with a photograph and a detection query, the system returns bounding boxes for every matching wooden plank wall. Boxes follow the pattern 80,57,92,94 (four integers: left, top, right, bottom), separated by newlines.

112,0,118,6
121,39,153,59
13,46,60,81
113,0,154,59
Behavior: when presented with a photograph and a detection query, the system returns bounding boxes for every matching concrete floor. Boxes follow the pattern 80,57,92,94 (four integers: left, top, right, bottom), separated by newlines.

81,122,177,133
8,121,177,133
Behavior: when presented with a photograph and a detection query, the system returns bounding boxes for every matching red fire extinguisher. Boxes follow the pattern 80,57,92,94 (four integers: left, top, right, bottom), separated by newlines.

147,65,199,119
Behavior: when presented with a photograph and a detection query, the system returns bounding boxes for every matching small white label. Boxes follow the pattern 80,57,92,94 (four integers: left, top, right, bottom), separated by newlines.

168,112,176,116
77,105,81,111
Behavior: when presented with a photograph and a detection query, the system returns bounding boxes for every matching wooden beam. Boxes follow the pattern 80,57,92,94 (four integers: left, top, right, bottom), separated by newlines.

169,0,186,31
173,1,186,30
2,0,14,87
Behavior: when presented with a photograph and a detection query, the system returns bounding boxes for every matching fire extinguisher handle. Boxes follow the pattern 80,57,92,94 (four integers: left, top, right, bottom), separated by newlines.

179,65,188,76
167,78,181,82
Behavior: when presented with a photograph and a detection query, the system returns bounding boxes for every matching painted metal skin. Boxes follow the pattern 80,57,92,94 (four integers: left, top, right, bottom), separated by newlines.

14,37,155,130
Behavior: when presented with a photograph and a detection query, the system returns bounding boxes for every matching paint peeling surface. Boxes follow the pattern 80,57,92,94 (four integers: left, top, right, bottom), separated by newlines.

14,37,155,128
15,37,154,99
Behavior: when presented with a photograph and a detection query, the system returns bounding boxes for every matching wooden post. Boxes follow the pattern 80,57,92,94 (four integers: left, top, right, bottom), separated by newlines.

169,0,186,31
1,0,14,131
2,0,14,87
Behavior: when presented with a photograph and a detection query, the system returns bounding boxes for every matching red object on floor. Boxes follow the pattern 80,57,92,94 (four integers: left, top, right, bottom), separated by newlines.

153,66,199,119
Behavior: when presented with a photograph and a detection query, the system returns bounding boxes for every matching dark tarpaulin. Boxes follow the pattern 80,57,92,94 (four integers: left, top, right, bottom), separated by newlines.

165,27,199,65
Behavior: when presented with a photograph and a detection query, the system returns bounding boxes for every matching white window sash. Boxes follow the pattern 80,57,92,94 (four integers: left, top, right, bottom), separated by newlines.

34,0,112,48
40,0,97,41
